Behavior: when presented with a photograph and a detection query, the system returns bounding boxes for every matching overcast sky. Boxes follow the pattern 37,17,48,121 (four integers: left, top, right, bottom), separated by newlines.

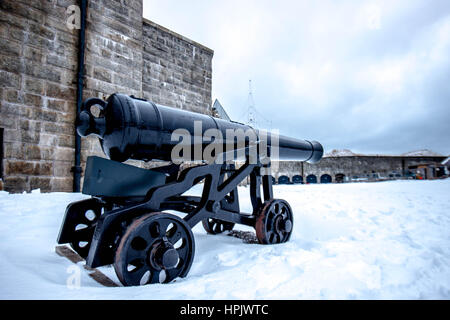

143,0,450,155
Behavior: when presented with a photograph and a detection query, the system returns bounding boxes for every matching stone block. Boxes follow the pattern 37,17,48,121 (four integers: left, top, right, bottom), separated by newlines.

46,83,76,100
0,70,21,88
30,176,51,192
53,161,73,177
0,1,44,24
3,176,27,193
39,133,58,147
93,67,112,82
4,89,24,103
44,122,73,135
24,93,43,107
46,98,69,113
24,77,45,95
0,112,17,129
58,134,75,148
0,40,21,56
51,177,73,192
54,147,74,162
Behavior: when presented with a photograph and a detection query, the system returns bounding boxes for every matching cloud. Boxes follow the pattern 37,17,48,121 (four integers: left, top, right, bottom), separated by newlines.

143,0,450,155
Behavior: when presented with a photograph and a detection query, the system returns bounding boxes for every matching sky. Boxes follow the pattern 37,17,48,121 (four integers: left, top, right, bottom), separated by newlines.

143,0,450,155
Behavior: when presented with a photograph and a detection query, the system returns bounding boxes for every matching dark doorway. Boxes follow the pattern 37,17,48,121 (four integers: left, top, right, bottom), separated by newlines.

320,174,332,183
292,175,303,184
335,173,345,183
278,175,290,184
436,167,446,178
306,174,317,184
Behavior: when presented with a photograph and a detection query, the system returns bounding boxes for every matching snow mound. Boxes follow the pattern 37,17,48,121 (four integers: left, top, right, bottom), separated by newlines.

401,149,443,157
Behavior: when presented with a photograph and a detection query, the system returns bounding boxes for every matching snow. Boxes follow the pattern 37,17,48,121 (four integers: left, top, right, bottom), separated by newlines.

324,149,359,157
401,149,444,157
324,148,446,157
1,179,450,299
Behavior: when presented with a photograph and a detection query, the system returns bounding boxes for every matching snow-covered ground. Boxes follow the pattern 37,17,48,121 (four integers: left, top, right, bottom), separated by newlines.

0,179,449,299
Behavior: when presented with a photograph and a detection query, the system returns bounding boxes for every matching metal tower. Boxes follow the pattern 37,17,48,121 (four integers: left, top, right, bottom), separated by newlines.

247,80,257,127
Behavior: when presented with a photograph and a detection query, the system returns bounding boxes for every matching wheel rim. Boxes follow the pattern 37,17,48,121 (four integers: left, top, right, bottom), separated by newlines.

202,218,234,235
255,199,293,244
114,212,195,286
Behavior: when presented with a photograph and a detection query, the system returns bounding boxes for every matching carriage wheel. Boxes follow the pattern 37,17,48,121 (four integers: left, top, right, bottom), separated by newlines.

114,212,195,286
255,199,293,244
202,218,235,235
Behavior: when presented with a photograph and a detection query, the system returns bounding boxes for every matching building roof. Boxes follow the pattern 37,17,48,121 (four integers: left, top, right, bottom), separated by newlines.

212,99,231,121
324,149,446,158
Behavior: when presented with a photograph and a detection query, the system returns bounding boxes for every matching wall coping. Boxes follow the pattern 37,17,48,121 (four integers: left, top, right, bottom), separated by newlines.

322,155,447,159
143,18,214,55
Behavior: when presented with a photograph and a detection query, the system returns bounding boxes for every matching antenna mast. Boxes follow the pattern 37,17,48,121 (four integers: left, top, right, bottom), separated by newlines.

247,80,257,128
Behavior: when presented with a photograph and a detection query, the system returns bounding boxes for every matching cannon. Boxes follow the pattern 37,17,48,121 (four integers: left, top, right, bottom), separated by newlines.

57,94,323,286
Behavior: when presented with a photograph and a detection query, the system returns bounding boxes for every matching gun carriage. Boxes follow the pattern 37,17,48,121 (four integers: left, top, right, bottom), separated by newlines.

57,94,323,286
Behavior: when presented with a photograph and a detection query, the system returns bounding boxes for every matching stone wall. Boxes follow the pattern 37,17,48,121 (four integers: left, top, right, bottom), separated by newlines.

273,156,447,183
142,19,213,114
0,0,213,193
0,0,80,193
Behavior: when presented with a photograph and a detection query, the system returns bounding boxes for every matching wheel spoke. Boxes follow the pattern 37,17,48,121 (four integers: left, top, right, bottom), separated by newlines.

176,240,189,257
268,231,275,244
165,222,178,239
267,210,276,226
213,222,222,234
274,232,281,244
125,265,150,286
126,245,147,262
168,229,184,247
268,217,277,233
280,205,287,218
165,266,182,282
159,219,173,238
150,270,161,284
148,221,161,239
274,203,280,214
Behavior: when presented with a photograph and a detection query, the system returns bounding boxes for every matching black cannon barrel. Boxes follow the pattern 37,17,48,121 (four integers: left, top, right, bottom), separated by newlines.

77,94,323,164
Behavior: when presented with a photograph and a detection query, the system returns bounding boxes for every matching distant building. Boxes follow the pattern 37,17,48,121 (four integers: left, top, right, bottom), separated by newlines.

212,99,231,121
211,105,449,185
271,150,448,184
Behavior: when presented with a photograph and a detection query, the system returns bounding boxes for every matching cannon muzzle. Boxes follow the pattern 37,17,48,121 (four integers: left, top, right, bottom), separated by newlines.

77,94,323,164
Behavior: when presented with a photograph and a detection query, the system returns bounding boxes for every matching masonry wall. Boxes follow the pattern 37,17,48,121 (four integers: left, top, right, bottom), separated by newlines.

0,0,80,193
142,19,213,114
0,0,213,193
273,156,447,183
